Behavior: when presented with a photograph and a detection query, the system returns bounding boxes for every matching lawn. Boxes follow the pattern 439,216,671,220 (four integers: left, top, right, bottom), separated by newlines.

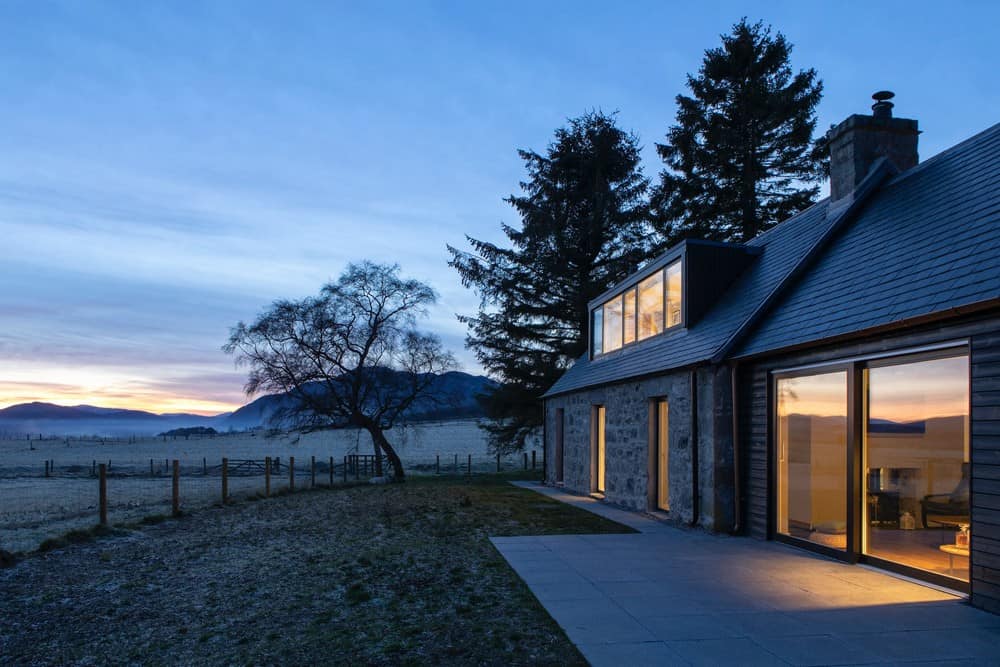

0,472,632,665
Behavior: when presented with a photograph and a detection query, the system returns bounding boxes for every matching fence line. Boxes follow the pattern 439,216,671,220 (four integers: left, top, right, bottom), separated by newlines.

0,451,541,553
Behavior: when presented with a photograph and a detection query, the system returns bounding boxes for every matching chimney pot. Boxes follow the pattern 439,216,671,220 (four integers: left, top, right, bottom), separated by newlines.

827,91,919,201
871,90,895,119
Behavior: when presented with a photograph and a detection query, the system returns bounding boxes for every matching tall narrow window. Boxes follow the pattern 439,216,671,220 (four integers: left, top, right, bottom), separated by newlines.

637,271,664,340
623,289,637,345
591,308,603,357
863,354,969,582
777,371,848,550
602,297,623,352
666,260,683,328
555,408,565,484
656,399,669,511
593,406,606,493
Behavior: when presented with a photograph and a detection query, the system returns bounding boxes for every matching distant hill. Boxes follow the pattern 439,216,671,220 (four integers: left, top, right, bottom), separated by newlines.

0,371,496,437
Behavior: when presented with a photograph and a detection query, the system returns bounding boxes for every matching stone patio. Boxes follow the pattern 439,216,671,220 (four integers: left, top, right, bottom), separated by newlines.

493,482,1000,666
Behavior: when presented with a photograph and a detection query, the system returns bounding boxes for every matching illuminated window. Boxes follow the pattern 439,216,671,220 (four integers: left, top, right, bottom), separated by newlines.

623,289,636,345
777,370,848,551
666,260,683,327
637,271,664,340
602,296,623,352
591,259,683,356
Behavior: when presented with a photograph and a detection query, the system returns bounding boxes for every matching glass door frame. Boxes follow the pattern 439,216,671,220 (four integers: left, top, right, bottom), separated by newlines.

770,362,856,562
591,405,606,494
769,344,971,593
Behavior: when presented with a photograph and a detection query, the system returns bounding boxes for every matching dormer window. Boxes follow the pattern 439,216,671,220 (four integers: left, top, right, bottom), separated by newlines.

592,259,683,357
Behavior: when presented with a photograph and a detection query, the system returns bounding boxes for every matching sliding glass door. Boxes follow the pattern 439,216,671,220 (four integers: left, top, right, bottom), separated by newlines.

776,371,848,551
774,349,971,586
863,354,970,582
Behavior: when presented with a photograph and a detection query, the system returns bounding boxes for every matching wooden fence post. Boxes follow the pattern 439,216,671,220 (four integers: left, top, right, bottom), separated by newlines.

265,456,271,498
221,458,229,504
436,454,440,475
329,456,334,486
311,456,316,489
92,460,96,477
289,456,295,491
98,463,108,526
354,455,359,481
496,452,500,473
532,450,536,470
523,452,528,470
45,460,49,478
150,458,154,477
454,454,458,474
172,460,180,517
467,454,471,477
343,455,348,483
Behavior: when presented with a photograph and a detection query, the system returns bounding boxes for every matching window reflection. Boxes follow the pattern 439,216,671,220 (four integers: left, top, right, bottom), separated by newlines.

591,309,603,357
864,355,970,582
777,371,848,550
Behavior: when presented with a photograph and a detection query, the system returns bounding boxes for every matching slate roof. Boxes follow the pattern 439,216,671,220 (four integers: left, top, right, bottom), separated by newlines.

544,121,1000,398
734,122,1000,359
544,198,836,396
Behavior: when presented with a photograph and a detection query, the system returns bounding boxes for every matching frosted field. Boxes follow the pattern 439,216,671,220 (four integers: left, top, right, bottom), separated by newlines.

0,419,505,472
0,420,542,553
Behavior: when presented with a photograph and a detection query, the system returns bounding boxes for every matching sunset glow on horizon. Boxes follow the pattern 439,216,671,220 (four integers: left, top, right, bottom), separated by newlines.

0,362,248,415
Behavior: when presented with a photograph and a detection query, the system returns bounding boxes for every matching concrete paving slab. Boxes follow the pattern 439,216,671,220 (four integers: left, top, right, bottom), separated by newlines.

575,640,686,666
665,637,789,666
493,481,1000,666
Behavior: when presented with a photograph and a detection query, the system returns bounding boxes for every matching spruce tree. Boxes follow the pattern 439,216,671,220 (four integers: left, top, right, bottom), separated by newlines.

448,111,656,452
653,19,826,243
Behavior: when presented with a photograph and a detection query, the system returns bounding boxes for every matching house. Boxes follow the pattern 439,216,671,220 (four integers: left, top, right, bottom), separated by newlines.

542,92,1000,611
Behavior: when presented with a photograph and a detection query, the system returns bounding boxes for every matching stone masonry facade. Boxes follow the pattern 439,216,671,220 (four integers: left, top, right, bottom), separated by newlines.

544,365,735,532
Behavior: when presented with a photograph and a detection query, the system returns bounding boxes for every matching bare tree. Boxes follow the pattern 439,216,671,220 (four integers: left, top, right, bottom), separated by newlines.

223,262,456,480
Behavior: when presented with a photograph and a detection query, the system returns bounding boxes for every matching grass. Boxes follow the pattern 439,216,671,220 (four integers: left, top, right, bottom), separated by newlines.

2,472,634,665
292,472,633,665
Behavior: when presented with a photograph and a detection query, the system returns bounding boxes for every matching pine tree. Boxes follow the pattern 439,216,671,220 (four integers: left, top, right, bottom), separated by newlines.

653,19,826,243
448,111,656,452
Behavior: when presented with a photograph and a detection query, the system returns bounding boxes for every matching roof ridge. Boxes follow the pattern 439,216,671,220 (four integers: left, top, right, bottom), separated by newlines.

889,121,1000,186
710,158,897,364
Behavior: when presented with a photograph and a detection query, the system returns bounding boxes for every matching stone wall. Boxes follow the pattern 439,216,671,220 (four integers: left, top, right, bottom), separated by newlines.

544,366,734,532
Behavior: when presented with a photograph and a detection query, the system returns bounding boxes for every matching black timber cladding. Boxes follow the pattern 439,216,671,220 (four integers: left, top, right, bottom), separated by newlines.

735,123,1000,360
684,241,759,326
972,326,1000,613
738,314,1000,611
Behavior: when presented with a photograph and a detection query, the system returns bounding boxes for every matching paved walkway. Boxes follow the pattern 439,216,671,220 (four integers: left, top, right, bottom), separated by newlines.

493,482,1000,666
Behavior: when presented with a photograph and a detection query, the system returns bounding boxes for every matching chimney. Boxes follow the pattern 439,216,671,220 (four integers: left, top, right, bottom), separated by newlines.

827,91,919,201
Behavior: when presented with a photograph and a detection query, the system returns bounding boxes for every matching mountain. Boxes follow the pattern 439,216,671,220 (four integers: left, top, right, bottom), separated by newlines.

225,370,495,430
0,371,496,437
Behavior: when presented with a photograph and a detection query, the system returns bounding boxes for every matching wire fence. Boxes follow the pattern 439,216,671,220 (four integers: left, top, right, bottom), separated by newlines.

0,450,542,553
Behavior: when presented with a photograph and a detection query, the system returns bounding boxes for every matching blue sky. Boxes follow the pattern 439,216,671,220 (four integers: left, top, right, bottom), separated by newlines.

0,1,997,413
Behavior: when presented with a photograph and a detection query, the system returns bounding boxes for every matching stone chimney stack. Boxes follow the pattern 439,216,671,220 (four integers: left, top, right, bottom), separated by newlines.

827,91,919,201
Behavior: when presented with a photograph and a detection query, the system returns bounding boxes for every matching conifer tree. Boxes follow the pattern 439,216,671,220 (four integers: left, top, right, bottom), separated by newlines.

653,19,826,243
448,111,656,452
